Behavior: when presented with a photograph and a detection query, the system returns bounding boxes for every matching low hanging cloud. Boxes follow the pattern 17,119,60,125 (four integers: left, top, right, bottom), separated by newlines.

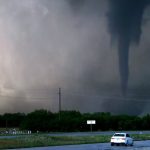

0,0,150,115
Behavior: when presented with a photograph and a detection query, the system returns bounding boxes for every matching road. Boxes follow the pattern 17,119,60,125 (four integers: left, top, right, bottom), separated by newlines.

1,131,150,139
9,140,150,150
47,131,150,136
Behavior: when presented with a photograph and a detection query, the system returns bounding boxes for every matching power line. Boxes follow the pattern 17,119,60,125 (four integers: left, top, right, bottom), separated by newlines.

0,90,150,103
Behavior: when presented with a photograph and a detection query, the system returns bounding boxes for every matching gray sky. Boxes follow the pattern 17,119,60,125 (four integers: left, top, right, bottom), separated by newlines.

0,0,150,115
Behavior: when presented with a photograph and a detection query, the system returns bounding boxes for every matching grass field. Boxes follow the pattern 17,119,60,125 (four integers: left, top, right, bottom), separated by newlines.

0,134,150,149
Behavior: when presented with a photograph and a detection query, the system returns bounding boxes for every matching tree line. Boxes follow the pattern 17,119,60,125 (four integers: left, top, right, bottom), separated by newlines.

0,109,150,132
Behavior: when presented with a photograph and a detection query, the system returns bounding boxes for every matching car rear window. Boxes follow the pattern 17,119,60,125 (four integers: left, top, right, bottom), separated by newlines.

114,134,125,137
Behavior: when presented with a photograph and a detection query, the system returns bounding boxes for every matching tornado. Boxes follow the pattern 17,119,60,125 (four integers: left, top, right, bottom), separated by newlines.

108,0,149,95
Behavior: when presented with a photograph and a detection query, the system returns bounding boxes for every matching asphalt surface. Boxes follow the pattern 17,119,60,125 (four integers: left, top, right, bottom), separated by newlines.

1,131,150,139
47,131,150,136
8,140,150,150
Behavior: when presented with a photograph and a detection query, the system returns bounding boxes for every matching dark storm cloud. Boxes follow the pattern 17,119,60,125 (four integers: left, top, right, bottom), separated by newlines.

0,0,112,113
0,0,150,115
107,0,150,95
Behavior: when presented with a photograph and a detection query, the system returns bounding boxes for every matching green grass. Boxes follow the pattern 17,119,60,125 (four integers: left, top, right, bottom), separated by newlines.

0,135,111,149
132,134,150,141
0,134,150,149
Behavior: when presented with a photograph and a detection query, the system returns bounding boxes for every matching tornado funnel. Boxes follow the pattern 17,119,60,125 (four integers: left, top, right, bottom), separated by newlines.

107,0,149,95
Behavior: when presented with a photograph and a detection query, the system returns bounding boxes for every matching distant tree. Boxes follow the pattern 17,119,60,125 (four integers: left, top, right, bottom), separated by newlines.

20,109,54,132
142,114,150,130
58,110,82,131
132,116,142,130
0,115,5,127
1,109,150,132
3,113,25,128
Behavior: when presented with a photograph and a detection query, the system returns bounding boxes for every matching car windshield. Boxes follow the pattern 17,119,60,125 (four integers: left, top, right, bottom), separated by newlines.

114,134,125,137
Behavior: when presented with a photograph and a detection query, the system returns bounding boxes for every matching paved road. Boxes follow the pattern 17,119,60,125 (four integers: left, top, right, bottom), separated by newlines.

47,131,150,137
9,140,150,150
1,131,150,139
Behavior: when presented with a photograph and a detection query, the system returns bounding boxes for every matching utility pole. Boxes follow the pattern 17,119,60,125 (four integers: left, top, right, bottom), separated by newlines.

58,88,61,120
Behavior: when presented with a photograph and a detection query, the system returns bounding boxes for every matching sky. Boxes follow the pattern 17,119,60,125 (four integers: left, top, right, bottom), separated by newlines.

0,0,150,115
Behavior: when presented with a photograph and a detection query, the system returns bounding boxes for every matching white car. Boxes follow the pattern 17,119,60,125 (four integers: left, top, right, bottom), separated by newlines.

110,133,134,146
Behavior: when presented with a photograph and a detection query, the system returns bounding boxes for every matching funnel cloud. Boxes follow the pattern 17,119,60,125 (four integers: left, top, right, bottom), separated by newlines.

0,0,150,115
108,0,150,95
